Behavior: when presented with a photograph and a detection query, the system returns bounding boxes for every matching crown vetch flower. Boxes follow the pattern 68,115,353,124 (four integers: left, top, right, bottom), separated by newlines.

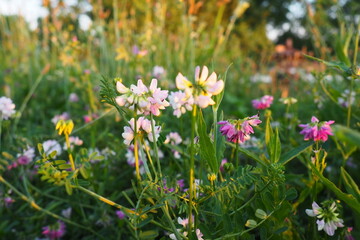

0,96,16,120
252,95,273,109
115,79,168,116
299,116,334,142
175,66,224,109
122,117,161,145
168,91,194,118
306,201,344,236
218,115,262,143
42,221,66,240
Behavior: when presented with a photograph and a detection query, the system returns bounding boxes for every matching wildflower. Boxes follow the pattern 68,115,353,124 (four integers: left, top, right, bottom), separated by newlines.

125,145,143,167
61,207,72,219
132,45,148,57
42,221,66,240
196,229,204,240
83,115,92,123
68,93,79,102
51,112,70,125
176,66,224,108
299,116,334,142
337,89,355,108
252,95,273,109
122,117,161,145
279,97,298,105
168,91,194,118
116,210,126,219
3,197,15,207
177,179,185,191
164,132,182,158
218,115,262,143
115,79,169,116
0,96,16,120
306,201,344,236
159,179,175,193
63,136,83,150
220,159,228,172
42,140,62,157
16,146,35,165
152,65,166,78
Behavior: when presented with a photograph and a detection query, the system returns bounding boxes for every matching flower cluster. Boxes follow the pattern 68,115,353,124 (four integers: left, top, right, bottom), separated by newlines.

116,78,169,116
175,66,224,109
252,95,273,109
169,216,204,240
0,96,16,120
63,136,83,150
279,97,298,105
306,201,344,236
164,132,183,158
168,91,194,118
299,116,334,142
122,117,161,145
42,221,66,240
42,140,62,157
218,115,262,143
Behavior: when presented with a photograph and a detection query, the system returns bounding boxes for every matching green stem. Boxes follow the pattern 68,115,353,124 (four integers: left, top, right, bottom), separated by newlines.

188,105,197,233
150,113,162,180
12,66,47,132
346,76,355,127
0,115,2,151
133,115,141,181
162,205,185,240
0,175,103,239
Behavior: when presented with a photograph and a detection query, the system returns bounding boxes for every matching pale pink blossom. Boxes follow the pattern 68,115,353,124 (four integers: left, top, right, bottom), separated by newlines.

51,112,70,125
63,136,83,150
0,96,16,120
68,93,79,102
42,140,62,157
299,116,334,142
168,91,194,118
252,95,273,109
122,117,161,145
16,146,35,165
175,66,224,109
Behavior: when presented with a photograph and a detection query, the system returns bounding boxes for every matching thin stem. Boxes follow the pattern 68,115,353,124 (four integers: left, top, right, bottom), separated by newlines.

188,105,197,233
161,205,185,240
142,139,157,181
353,23,359,66
133,115,141,181
346,76,355,127
0,175,103,239
0,115,2,151
150,113,162,180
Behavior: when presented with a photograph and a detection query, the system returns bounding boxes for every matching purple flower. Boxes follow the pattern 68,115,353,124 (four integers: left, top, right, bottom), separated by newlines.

218,115,262,143
116,210,126,219
42,221,66,240
4,197,15,207
252,95,273,109
299,116,335,142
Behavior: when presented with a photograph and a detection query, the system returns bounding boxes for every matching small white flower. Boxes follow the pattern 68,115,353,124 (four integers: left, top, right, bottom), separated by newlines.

42,140,62,157
0,96,16,120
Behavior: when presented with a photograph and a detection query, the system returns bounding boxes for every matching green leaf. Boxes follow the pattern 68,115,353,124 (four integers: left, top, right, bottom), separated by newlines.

65,179,73,195
216,112,226,162
271,128,281,163
310,163,360,214
341,167,360,202
279,142,313,165
53,160,67,165
213,63,232,110
197,110,219,173
255,209,267,219
80,166,89,179
58,164,72,170
285,188,298,201
139,230,158,239
137,216,153,228
245,219,257,228
332,124,360,147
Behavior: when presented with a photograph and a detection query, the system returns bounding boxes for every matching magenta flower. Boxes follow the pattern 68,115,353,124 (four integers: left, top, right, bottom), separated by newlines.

116,210,126,219
299,116,334,142
218,115,262,143
252,95,273,109
42,221,66,240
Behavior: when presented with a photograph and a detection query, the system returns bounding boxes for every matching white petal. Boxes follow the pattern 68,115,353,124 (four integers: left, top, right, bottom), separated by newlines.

199,66,209,84
116,81,129,93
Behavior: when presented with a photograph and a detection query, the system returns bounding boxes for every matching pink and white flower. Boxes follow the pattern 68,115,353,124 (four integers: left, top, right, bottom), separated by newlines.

168,91,194,118
42,140,62,157
252,95,273,109
51,112,70,125
0,96,16,120
42,221,66,240
218,115,262,143
175,66,224,109
122,117,161,145
306,201,344,236
16,146,35,165
299,116,334,142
